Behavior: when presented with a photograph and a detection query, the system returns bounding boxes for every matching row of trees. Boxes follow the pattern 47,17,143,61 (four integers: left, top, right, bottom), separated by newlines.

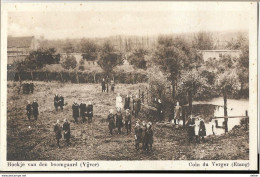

149,34,249,117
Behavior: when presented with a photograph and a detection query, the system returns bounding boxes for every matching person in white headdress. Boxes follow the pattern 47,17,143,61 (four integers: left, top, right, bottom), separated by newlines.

116,93,123,110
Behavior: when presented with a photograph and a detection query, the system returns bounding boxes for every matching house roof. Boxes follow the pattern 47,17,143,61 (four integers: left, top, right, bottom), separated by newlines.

7,36,34,48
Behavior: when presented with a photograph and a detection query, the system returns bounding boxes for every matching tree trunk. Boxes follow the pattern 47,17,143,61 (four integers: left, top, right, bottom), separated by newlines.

30,71,34,81
223,87,227,117
18,72,22,94
76,70,79,84
60,72,64,83
171,80,175,99
223,86,228,133
188,90,192,116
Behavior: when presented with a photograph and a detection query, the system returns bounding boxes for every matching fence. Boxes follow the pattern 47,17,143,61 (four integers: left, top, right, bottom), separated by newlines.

7,71,148,84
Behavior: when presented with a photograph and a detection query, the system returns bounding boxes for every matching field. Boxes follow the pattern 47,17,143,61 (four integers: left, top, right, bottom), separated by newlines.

7,81,249,160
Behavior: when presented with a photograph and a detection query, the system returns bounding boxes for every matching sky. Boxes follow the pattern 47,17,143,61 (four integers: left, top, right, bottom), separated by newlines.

7,2,250,39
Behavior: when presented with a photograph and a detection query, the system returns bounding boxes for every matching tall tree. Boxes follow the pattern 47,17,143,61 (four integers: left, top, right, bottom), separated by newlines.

25,48,60,69
192,31,214,50
81,39,99,62
153,35,203,99
128,48,148,70
97,40,123,75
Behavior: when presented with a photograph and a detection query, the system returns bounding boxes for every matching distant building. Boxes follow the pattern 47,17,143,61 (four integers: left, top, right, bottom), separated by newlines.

7,36,38,65
198,50,241,62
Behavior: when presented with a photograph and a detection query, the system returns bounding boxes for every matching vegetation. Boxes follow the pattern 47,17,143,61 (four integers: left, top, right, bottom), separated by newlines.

97,40,123,75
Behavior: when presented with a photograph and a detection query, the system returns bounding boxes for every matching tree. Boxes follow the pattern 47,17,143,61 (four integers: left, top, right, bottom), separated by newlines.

97,40,123,75
81,39,99,62
25,48,60,69
61,55,77,70
128,48,148,69
153,35,203,99
177,69,210,115
192,31,214,50
63,41,75,54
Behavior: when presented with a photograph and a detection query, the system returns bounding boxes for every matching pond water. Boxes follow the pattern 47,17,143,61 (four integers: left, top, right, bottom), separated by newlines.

182,97,249,136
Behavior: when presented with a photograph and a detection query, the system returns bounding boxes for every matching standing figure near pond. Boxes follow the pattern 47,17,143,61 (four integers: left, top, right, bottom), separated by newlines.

194,117,200,143
187,116,195,144
199,118,206,143
174,102,182,125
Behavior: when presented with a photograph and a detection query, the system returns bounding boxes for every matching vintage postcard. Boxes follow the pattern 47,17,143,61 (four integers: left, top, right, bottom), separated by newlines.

0,1,258,171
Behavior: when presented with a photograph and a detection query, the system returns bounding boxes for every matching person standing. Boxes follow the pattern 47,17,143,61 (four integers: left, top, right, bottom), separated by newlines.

194,117,200,143
116,93,123,111
125,109,132,134
54,120,62,148
86,101,93,123
72,101,79,123
58,94,64,111
111,80,115,92
54,94,59,111
146,122,153,151
107,109,115,135
31,99,39,120
26,101,32,120
124,94,130,110
63,119,71,146
79,101,87,123
134,120,142,150
187,116,195,144
199,118,206,143
174,102,182,125
101,78,106,92
115,108,123,134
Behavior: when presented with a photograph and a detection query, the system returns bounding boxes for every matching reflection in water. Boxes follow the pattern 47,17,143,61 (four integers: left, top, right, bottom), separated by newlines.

183,98,249,136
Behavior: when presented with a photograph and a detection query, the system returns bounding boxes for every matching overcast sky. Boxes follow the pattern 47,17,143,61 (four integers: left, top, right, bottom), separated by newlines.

7,2,250,39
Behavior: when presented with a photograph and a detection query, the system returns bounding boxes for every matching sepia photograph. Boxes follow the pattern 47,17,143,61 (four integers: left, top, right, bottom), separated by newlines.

0,1,258,171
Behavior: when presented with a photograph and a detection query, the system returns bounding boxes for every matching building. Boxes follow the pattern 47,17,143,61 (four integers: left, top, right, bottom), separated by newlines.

7,36,38,65
198,50,241,62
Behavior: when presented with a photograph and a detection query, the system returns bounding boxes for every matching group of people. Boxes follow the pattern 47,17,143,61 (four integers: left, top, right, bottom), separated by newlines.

116,93,142,117
134,120,153,152
107,108,131,135
22,82,34,94
72,101,94,123
101,78,115,93
54,119,71,148
54,94,64,111
26,99,39,120
186,116,206,143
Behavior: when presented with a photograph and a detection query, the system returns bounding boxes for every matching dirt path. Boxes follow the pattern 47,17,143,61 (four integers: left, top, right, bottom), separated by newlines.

7,81,249,160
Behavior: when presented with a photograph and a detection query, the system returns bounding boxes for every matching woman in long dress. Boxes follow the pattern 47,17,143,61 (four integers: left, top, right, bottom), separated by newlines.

194,117,200,143
116,93,123,110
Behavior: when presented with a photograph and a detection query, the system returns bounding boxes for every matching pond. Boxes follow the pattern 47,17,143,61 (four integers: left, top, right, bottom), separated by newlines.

182,97,249,136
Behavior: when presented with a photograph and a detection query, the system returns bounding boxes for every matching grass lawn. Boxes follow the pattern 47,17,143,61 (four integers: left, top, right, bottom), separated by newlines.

7,81,249,160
